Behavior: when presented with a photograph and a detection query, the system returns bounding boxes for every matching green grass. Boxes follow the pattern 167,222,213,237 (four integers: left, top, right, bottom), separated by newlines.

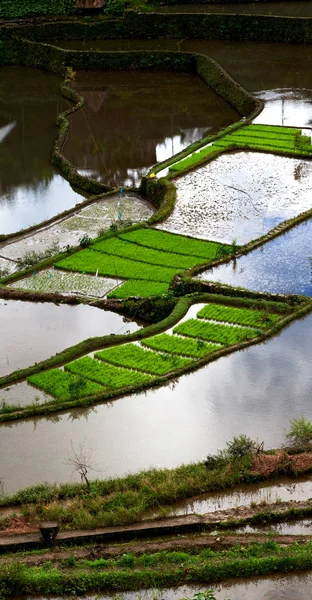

174,319,259,345
28,369,104,401
65,356,154,388
168,124,312,173
197,303,281,329
93,237,202,269
120,229,227,260
95,343,193,375
107,280,169,298
56,249,177,283
142,333,221,358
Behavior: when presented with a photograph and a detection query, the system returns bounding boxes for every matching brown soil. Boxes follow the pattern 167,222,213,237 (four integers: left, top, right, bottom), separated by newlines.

0,516,38,535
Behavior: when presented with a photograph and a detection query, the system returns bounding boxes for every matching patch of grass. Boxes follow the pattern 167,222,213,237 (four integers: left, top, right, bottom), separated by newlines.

65,356,154,388
55,249,177,283
95,343,193,375
28,370,103,401
120,229,227,260
142,333,220,358
197,303,281,329
173,319,259,345
93,237,202,269
107,280,169,298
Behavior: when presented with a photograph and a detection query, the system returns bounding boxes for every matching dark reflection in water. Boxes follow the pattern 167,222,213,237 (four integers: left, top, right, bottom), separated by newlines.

199,219,312,296
0,67,84,234
64,70,239,188
160,1,312,16
1,311,312,493
57,40,312,94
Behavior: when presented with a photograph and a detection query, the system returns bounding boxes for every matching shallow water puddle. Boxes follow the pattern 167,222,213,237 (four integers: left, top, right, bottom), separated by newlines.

10,269,120,297
198,218,312,296
0,300,141,378
158,153,312,244
253,89,312,127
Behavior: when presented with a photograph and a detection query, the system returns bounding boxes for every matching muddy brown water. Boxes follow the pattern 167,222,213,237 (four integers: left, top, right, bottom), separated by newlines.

159,2,312,17
198,217,312,296
18,573,312,599
0,67,85,234
64,70,239,188
0,299,141,378
1,311,312,494
237,518,312,535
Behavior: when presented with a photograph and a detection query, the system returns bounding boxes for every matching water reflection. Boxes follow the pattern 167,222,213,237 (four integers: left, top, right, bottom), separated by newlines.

64,70,239,188
1,312,312,493
198,219,312,296
253,88,312,127
0,66,84,234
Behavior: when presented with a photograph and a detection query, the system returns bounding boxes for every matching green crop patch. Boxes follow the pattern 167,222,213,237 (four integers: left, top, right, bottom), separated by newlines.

107,280,169,298
95,343,192,375
121,229,227,260
56,249,177,283
65,356,153,388
93,237,201,270
142,333,220,358
28,369,103,401
197,303,281,329
174,318,259,345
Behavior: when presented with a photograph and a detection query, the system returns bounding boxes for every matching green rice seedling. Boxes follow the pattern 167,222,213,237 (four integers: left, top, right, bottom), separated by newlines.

120,229,229,260
28,369,103,401
95,343,192,375
107,280,169,298
93,237,202,269
173,319,259,345
65,356,153,388
56,249,177,283
197,303,281,329
142,333,220,358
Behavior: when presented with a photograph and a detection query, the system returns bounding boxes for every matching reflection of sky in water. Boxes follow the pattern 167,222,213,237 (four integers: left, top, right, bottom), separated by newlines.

0,173,84,234
199,219,312,296
2,312,312,493
254,88,312,127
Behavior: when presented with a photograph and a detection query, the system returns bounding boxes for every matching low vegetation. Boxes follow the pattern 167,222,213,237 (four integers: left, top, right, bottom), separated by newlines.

95,343,193,375
65,356,154,389
142,333,220,358
173,319,259,345
107,280,169,298
197,303,281,329
28,370,103,401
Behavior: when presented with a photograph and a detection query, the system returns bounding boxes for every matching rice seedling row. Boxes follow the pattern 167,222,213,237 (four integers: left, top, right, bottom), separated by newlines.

121,228,228,260
173,318,259,345
28,369,104,401
142,333,221,358
107,280,169,298
56,249,177,283
197,303,281,329
93,237,201,269
95,343,193,375
65,356,154,388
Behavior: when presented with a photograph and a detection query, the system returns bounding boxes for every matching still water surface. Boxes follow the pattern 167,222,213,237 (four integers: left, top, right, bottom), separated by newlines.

64,70,239,187
198,218,312,296
1,311,312,494
0,67,84,234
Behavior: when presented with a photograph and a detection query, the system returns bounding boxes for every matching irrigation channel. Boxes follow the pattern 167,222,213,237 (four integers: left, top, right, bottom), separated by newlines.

1,4,312,597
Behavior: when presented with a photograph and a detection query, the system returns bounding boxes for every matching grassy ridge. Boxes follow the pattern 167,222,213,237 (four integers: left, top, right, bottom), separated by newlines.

107,280,169,298
174,318,259,344
93,237,201,270
28,369,104,401
95,343,193,375
142,333,220,358
197,303,281,329
120,229,226,259
65,356,154,388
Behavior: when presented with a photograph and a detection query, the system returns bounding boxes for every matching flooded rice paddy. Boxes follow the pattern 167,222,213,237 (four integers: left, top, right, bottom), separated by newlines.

1,311,312,494
0,300,141,378
0,66,84,234
158,153,312,244
198,218,312,296
64,70,239,188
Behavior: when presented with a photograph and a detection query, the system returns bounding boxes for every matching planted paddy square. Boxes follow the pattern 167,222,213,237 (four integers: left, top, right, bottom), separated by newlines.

28,369,104,401
142,334,221,358
174,319,259,345
197,303,281,329
95,343,193,375
107,280,169,298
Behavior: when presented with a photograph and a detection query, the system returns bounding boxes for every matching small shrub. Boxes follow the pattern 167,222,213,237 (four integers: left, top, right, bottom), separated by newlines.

285,417,312,447
226,434,257,460
79,235,92,248
104,0,128,14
